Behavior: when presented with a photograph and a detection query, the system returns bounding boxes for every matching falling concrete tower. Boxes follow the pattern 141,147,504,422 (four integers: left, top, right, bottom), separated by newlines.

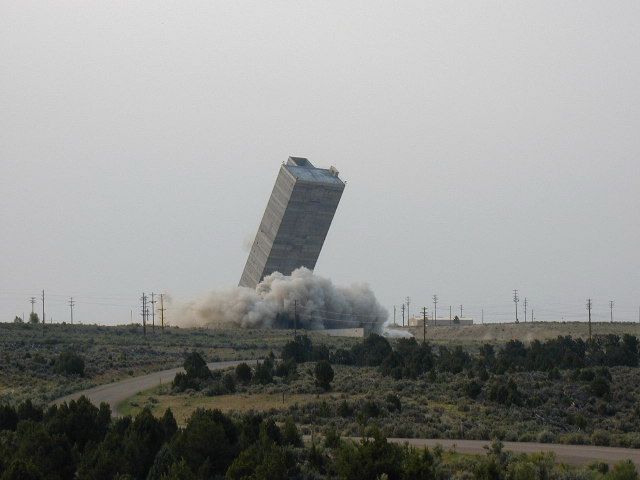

239,157,345,289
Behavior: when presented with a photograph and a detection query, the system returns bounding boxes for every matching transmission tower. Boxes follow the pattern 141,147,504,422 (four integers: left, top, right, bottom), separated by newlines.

30,297,36,314
401,303,405,327
406,297,411,324
523,297,528,323
422,306,427,343
513,289,519,323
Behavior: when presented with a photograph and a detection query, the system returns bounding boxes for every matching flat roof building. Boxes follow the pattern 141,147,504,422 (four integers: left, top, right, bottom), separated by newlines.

239,157,345,289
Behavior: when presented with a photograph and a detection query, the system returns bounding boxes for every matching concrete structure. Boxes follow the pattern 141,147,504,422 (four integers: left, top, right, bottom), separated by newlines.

239,157,345,288
407,317,474,327
318,328,365,338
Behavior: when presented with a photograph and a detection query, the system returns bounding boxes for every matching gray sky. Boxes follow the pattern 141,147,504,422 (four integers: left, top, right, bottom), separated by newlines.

2,1,639,325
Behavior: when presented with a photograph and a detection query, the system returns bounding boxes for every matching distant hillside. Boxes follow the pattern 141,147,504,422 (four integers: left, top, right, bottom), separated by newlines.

398,321,640,345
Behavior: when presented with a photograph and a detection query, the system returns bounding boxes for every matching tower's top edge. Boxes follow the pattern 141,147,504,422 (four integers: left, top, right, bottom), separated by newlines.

287,156,314,168
284,156,344,186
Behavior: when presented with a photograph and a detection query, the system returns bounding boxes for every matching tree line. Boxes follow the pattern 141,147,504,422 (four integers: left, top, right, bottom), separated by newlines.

1,396,636,480
323,333,640,380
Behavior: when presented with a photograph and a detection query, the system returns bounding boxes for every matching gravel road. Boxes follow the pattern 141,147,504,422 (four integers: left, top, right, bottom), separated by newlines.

382,438,640,467
54,360,245,415
57,365,640,467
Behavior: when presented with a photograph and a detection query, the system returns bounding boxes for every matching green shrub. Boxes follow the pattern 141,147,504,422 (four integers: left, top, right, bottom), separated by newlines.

590,377,610,398
591,430,611,446
235,363,252,384
183,352,210,380
223,373,236,393
282,417,302,447
607,460,638,480
315,361,334,391
254,361,273,385
54,351,85,376
324,425,341,449
465,380,483,399
488,377,522,406
337,400,353,418
275,359,297,378
385,394,401,413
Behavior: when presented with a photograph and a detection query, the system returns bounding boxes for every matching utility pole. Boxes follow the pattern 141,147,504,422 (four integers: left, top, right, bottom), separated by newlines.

460,304,463,318
513,289,519,323
587,299,592,341
609,300,614,323
422,306,427,343
294,299,298,335
41,290,45,334
449,305,452,326
531,309,534,322
481,308,484,324
30,297,36,314
151,293,156,332
523,297,528,323
401,303,405,327
393,305,396,326
140,293,148,336
432,295,438,325
68,297,75,325
159,294,166,331
406,297,411,325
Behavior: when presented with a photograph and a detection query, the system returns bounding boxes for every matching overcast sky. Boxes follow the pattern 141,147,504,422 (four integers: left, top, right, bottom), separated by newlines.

2,1,639,325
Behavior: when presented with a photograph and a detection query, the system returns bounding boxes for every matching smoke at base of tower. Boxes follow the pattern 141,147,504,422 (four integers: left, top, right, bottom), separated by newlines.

176,267,387,331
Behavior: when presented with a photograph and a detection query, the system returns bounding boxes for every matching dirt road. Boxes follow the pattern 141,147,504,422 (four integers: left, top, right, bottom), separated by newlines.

54,360,244,415
57,365,640,467
384,438,640,467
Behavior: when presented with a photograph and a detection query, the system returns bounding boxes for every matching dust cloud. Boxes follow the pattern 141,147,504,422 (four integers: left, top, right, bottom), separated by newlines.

176,267,387,331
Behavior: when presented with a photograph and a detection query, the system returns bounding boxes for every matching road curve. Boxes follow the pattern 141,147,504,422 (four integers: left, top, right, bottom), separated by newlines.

382,438,640,467
56,366,640,467
54,360,245,416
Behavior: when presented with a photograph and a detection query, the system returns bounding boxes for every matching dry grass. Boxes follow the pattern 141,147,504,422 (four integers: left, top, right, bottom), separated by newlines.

404,321,640,345
119,388,324,423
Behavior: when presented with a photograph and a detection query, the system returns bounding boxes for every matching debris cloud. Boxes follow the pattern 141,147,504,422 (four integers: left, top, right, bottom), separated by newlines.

177,267,387,331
